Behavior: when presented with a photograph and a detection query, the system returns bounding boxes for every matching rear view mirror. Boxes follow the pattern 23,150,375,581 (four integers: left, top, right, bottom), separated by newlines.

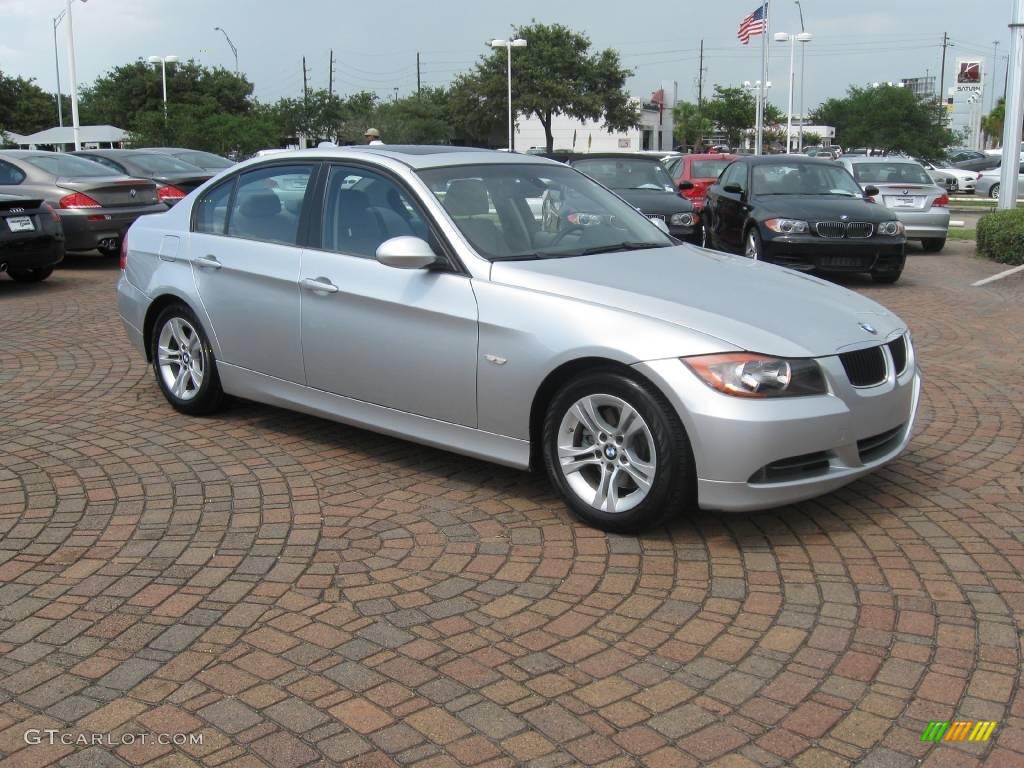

376,236,437,269
863,185,880,197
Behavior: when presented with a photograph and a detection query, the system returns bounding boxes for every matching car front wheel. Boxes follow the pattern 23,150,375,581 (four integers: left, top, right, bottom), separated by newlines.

744,227,763,260
542,372,695,531
151,304,225,415
989,183,1000,199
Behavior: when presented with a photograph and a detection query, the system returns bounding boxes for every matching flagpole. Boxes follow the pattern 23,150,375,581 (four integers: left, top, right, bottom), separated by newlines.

757,1,769,154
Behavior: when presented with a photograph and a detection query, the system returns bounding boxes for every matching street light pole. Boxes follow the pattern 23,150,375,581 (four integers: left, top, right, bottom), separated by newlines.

795,0,805,151
148,56,179,120
999,0,1024,209
213,27,238,74
775,33,796,153
65,0,84,151
53,11,66,127
489,37,527,152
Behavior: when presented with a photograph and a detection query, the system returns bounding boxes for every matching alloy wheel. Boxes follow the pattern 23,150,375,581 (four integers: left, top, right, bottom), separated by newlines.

745,231,760,259
556,394,657,514
157,317,205,401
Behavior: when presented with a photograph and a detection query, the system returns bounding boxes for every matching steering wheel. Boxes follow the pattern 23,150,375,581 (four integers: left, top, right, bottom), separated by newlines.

549,223,585,246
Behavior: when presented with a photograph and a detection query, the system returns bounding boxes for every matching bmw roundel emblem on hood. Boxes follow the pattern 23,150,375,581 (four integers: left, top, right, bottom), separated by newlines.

130,189,137,198
859,322,878,334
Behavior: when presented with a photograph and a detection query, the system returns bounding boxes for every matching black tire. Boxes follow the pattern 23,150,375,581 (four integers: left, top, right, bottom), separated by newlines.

988,183,1000,199
7,267,53,283
150,303,225,416
920,238,946,253
541,371,696,532
870,269,902,284
744,226,763,260
98,245,120,258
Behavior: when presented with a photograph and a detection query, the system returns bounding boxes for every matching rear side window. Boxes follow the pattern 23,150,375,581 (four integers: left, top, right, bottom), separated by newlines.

0,161,25,185
226,164,313,245
194,180,234,235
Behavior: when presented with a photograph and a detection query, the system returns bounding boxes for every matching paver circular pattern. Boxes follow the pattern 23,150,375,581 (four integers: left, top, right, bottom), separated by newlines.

0,245,1022,768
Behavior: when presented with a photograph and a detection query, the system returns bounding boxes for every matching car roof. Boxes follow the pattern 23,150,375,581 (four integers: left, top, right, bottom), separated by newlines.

568,153,666,162
733,155,838,165
235,145,558,171
841,156,923,164
687,153,737,160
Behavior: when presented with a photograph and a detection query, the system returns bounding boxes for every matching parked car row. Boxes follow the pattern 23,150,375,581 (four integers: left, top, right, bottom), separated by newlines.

0,147,232,282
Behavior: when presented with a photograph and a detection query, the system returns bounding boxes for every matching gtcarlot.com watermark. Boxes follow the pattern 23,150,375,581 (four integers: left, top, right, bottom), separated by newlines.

25,729,203,747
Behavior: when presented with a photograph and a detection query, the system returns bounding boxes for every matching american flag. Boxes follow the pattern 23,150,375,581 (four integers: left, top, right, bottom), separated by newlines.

738,3,767,45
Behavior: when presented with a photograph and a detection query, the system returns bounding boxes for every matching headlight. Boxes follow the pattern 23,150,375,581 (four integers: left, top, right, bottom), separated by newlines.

682,353,827,398
764,218,809,234
876,220,904,236
670,212,695,226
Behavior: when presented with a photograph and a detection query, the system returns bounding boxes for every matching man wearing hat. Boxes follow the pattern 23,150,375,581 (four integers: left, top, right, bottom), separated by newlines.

364,128,384,145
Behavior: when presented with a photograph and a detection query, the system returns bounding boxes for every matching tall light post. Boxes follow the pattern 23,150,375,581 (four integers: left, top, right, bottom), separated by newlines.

774,32,812,153
743,81,772,151
489,37,527,151
148,55,179,120
65,0,88,151
213,26,238,74
52,11,67,127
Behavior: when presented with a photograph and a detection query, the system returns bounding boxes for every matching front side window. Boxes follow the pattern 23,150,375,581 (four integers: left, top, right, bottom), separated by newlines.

321,165,430,258
752,163,863,196
194,179,234,235
24,154,114,178
851,162,933,186
417,163,673,261
719,162,746,190
226,164,313,245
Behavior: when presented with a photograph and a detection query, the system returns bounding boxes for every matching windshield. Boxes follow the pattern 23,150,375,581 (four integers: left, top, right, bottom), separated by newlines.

128,153,204,173
571,158,676,192
850,162,933,185
416,163,674,261
25,154,115,178
751,162,864,196
690,159,732,180
174,151,233,168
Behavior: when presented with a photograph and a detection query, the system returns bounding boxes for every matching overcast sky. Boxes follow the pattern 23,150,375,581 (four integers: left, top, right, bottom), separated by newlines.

0,0,1013,122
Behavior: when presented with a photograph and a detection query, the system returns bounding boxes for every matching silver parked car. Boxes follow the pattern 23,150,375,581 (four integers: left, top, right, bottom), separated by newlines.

974,164,1024,199
838,157,950,252
118,146,920,531
0,150,166,256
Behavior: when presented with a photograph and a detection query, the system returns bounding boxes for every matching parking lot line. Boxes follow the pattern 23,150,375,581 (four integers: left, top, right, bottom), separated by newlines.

971,264,1024,286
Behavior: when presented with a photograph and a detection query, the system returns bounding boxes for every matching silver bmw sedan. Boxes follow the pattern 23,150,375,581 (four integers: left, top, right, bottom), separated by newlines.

117,146,920,531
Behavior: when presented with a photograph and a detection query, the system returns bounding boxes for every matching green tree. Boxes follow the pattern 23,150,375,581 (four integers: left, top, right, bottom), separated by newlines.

702,86,782,148
374,88,452,144
982,98,1005,145
801,130,823,147
0,70,58,135
471,22,639,151
446,72,504,146
810,85,955,159
672,101,712,149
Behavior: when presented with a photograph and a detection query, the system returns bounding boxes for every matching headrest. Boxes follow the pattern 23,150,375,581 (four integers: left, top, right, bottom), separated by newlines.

240,193,281,218
333,188,370,220
444,179,490,217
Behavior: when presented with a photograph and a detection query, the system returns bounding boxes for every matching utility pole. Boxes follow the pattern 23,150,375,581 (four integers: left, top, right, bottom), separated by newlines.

991,41,1000,111
416,52,421,95
939,32,951,104
697,39,704,108
393,87,399,103
302,56,309,102
302,56,309,147
328,49,334,96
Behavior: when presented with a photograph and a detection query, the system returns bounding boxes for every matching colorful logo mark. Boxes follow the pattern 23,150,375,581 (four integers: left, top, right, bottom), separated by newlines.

921,721,997,743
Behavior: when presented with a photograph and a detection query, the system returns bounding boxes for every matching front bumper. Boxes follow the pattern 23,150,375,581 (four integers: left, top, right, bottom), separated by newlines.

634,339,921,512
762,233,905,273
59,205,167,251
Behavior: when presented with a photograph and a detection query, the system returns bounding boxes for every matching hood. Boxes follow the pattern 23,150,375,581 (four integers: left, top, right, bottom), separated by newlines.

490,245,905,358
753,194,898,223
614,188,694,214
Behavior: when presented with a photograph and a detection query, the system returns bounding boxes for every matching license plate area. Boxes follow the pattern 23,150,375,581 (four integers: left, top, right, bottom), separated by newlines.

6,216,34,232
887,196,919,208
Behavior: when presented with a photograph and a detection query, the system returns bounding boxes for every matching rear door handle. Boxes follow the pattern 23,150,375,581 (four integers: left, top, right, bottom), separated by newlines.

300,277,340,294
194,254,222,270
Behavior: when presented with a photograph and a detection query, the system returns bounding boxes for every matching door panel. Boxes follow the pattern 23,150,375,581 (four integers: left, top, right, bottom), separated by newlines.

299,164,478,427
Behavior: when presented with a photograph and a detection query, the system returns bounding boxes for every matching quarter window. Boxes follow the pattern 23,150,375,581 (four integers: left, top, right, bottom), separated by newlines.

226,164,314,245
0,161,25,185
193,179,234,235
321,165,429,258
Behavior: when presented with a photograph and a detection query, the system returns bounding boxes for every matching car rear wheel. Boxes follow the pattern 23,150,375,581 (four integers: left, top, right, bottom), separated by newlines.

542,371,695,531
151,304,225,415
988,183,1000,199
7,267,53,283
744,228,763,260
920,238,946,253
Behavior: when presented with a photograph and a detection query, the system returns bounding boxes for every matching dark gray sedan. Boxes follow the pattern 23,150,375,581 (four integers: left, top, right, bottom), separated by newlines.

0,151,165,256
142,147,235,173
71,150,213,206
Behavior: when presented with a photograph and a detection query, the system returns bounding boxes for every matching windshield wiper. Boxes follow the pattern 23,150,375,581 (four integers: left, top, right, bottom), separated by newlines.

564,242,668,257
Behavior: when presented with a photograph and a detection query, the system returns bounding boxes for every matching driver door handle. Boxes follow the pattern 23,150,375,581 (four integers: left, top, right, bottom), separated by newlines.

300,277,340,294
194,254,222,270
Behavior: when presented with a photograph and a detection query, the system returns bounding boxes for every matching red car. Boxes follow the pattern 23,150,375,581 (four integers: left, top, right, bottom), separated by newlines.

665,153,737,210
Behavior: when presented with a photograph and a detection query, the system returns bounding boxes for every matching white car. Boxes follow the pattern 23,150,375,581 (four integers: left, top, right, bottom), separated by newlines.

919,161,978,194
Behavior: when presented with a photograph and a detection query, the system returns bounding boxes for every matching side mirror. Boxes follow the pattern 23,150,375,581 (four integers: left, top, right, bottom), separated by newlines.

863,185,880,197
678,181,695,191
375,236,437,269
723,182,743,195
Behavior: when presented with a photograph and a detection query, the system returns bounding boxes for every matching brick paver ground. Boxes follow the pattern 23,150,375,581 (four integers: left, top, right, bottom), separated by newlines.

0,243,1022,768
